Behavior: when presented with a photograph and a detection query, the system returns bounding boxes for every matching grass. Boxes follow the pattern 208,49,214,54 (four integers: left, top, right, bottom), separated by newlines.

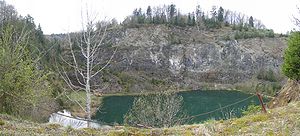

0,119,5,126
1,101,300,135
213,102,300,135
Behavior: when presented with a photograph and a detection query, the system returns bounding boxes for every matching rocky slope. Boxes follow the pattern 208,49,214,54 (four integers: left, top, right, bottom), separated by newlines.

269,79,300,108
93,25,287,94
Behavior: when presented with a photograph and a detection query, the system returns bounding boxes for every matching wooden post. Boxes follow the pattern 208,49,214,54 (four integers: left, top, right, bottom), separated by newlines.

256,92,267,113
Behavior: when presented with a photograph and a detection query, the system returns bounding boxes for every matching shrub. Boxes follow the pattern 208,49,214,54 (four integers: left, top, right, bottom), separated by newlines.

117,72,135,92
257,68,277,82
234,31,243,40
282,32,300,81
223,35,231,41
242,104,261,116
204,19,221,29
0,119,5,126
150,78,166,86
233,28,275,40
265,29,275,38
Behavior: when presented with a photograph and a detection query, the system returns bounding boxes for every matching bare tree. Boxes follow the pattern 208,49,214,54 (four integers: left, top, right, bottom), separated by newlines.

124,92,188,128
293,6,300,28
223,9,230,24
195,5,205,31
254,19,266,29
57,10,117,127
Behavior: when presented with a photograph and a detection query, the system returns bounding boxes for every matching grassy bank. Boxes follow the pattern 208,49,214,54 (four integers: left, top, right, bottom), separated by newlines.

1,101,300,135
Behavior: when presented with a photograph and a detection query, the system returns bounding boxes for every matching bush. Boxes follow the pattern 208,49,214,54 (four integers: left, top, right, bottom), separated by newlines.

150,78,166,86
204,19,221,29
265,29,275,38
255,82,281,96
242,104,261,116
257,69,277,82
223,35,231,41
233,28,275,40
0,119,5,126
282,32,300,80
117,72,135,92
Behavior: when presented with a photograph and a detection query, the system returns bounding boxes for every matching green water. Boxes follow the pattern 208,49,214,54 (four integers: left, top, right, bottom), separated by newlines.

94,90,267,124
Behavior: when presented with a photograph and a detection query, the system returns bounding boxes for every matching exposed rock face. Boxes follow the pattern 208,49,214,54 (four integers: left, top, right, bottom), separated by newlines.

96,25,287,93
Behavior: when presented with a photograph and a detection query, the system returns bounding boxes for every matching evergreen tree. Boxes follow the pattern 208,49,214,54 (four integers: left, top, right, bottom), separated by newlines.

217,6,224,22
249,16,254,27
153,7,163,24
137,8,145,24
282,32,300,81
168,4,176,24
36,24,44,44
160,9,167,24
191,12,196,26
176,11,187,27
187,13,195,26
187,13,192,26
146,6,152,23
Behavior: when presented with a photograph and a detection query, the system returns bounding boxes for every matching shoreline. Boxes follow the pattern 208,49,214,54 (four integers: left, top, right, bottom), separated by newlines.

99,88,274,98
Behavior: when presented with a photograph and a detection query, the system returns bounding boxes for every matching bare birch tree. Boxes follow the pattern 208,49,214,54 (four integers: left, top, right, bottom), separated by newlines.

293,6,300,28
124,92,188,128
57,11,117,127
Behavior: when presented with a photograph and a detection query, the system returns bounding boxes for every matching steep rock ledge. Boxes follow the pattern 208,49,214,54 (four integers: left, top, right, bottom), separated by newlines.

78,25,288,93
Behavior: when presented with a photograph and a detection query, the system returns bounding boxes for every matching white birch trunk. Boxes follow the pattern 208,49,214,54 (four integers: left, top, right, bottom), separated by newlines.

86,36,91,127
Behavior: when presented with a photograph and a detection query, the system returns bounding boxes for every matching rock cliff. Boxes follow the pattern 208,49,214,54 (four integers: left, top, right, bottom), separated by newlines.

89,25,287,94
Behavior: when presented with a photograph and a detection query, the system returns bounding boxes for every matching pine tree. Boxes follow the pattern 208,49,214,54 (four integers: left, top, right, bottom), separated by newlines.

187,13,192,26
217,6,224,22
137,8,145,24
146,6,152,23
168,4,176,24
249,16,254,27
191,12,196,26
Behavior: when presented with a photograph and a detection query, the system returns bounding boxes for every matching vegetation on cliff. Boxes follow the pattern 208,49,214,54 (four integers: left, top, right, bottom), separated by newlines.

122,4,276,40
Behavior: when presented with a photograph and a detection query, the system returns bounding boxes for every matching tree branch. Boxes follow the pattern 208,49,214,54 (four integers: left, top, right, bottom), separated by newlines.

63,91,87,113
91,47,117,78
59,55,86,86
56,62,85,90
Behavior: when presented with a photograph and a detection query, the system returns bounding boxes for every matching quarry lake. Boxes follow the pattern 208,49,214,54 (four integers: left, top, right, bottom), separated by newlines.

94,90,268,125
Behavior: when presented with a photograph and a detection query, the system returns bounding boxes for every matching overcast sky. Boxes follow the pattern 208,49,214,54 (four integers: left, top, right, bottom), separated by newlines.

5,0,300,34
